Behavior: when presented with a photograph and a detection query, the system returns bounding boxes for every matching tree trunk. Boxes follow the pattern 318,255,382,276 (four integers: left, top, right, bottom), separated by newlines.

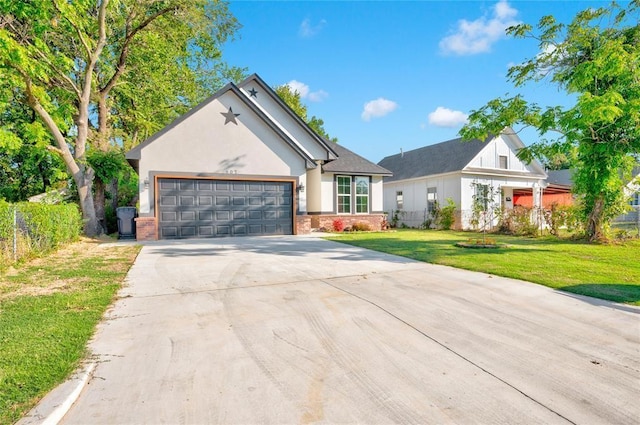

586,196,605,242
74,165,101,237
93,179,107,234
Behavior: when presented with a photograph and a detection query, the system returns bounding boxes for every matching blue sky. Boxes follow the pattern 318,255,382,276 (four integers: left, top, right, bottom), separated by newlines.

222,0,608,163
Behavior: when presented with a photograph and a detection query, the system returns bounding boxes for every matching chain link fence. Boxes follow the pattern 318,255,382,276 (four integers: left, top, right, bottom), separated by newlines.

0,202,82,269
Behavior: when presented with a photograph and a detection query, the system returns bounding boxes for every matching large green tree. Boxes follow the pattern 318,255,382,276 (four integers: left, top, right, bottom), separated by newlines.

460,1,640,241
274,85,338,143
0,0,241,235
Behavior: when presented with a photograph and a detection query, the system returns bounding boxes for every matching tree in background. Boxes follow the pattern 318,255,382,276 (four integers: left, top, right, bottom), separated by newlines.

0,0,243,235
0,90,68,201
274,85,338,143
460,1,640,241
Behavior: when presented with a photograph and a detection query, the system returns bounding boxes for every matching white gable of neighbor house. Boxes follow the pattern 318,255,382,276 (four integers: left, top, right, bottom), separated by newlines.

466,133,541,173
239,78,332,161
381,133,548,228
137,90,308,214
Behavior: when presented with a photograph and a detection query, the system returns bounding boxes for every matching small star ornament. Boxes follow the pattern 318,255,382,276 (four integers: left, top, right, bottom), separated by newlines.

248,88,258,98
221,107,240,125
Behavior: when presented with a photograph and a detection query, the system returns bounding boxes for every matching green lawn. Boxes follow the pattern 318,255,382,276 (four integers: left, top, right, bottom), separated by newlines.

327,230,640,305
0,240,141,425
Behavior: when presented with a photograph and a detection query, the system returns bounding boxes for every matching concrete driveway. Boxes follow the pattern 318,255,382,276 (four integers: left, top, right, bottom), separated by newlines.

25,235,640,424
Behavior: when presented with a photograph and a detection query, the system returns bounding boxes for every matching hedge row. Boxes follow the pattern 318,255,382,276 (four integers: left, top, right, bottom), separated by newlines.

0,201,82,268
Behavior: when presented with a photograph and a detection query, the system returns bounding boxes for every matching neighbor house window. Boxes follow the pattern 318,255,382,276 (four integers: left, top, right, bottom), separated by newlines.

427,187,437,215
337,176,351,213
396,191,403,210
355,177,369,213
499,155,508,169
630,192,640,206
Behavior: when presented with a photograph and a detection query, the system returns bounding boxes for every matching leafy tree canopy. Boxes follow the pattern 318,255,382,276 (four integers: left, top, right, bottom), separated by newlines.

0,0,243,235
460,0,640,241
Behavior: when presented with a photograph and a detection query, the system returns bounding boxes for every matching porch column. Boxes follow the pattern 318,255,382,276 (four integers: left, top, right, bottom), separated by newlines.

306,160,322,213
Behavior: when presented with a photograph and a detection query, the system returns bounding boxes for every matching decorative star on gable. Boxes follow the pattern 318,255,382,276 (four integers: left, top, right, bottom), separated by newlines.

248,87,258,98
221,107,240,125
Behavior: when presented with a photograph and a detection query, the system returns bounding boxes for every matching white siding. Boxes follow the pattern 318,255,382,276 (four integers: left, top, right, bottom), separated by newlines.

467,134,530,172
383,174,462,228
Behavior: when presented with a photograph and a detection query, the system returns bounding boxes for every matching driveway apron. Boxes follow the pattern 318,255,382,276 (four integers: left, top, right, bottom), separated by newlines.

32,236,640,424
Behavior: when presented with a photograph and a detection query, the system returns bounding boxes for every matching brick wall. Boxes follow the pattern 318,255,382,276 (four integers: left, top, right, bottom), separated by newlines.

295,215,312,234
311,214,386,232
135,217,157,241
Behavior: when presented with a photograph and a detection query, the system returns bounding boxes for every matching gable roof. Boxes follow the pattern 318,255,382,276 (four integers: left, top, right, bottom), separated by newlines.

323,143,392,176
125,81,318,172
238,74,338,161
125,73,386,178
378,136,489,182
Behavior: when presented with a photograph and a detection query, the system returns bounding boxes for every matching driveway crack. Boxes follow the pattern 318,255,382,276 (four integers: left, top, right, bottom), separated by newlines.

319,278,578,425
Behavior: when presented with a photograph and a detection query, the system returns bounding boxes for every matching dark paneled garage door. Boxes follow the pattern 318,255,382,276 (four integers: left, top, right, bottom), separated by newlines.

157,178,293,239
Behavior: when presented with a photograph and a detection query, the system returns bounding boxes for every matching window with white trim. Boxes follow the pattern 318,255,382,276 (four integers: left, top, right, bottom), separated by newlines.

499,155,508,169
630,192,640,206
337,176,351,213
396,191,403,210
427,187,437,215
355,177,369,213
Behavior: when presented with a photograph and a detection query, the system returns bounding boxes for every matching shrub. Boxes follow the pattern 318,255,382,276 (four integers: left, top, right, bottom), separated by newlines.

390,209,405,228
439,198,456,230
332,218,345,232
352,222,371,232
499,206,538,236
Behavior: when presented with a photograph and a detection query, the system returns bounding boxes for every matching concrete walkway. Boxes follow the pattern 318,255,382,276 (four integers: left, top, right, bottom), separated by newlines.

21,236,640,424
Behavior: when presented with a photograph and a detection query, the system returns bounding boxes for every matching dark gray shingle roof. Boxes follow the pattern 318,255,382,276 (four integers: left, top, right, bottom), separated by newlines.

546,169,573,186
323,143,392,176
377,136,489,182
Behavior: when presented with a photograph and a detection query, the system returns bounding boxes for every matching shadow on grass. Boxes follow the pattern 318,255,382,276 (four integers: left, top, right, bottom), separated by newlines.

332,236,552,264
560,284,640,307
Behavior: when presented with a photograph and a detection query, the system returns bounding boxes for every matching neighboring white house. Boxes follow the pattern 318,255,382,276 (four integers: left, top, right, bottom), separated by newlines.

377,131,548,229
126,73,391,240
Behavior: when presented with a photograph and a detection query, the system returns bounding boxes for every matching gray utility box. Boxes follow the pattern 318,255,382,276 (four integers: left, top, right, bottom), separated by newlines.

116,207,137,239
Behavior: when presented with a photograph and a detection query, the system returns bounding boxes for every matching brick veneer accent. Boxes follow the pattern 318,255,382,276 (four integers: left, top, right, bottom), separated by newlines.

295,215,312,234
311,214,386,232
135,217,157,241
133,214,384,239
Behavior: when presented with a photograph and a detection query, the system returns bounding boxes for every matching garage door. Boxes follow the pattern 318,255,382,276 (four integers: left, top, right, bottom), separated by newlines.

157,178,293,239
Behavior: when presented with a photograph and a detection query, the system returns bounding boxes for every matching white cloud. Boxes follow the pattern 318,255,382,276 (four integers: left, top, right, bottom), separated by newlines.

308,90,328,102
299,18,327,38
428,107,469,127
439,0,520,55
285,80,328,102
361,98,398,121
286,80,310,98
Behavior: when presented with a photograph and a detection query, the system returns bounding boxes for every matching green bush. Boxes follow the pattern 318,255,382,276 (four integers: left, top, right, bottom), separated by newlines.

499,206,538,236
0,201,82,268
439,198,457,230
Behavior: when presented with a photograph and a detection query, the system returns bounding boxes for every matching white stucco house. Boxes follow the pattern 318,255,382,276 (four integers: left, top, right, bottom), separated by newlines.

126,74,391,240
377,131,551,229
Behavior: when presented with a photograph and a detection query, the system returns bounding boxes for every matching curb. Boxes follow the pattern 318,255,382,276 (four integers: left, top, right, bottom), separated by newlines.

17,362,96,425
